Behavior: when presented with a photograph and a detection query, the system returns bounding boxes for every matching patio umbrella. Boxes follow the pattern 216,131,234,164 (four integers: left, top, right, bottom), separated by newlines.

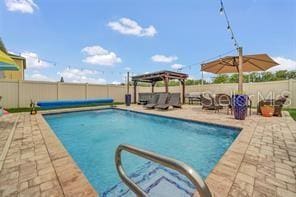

201,48,278,92
0,50,19,71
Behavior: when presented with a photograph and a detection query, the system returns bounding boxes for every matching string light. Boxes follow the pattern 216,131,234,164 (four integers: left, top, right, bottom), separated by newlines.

172,49,236,72
219,0,240,49
176,1,240,73
219,7,224,15
8,48,136,79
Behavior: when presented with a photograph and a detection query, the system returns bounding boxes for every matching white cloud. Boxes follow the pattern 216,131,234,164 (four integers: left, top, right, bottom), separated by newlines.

108,18,157,37
112,81,121,85
268,57,296,72
171,64,185,70
5,0,38,14
26,73,55,82
151,55,178,63
82,45,121,66
21,52,52,69
57,68,106,84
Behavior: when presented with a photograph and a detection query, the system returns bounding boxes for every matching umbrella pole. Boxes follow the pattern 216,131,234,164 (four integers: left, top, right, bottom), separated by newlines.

238,47,243,93
201,71,204,85
126,71,130,94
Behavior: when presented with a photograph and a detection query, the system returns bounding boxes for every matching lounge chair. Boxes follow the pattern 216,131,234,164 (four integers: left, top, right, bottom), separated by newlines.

144,94,159,109
137,93,153,105
155,93,181,110
145,93,168,109
201,94,221,112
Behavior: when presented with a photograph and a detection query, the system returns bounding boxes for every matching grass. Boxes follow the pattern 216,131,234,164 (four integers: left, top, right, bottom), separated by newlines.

6,102,124,113
6,107,41,113
286,109,296,120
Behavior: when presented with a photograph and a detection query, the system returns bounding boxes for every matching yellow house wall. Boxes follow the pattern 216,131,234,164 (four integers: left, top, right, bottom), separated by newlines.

2,58,25,80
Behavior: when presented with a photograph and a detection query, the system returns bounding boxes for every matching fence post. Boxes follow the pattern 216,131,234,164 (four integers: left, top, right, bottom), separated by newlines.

85,83,88,99
18,80,22,108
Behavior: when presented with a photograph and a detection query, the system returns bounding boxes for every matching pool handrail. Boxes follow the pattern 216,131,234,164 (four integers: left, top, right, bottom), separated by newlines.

115,144,212,197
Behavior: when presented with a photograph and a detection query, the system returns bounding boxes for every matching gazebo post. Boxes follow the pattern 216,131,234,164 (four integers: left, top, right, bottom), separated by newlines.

133,81,137,104
180,79,185,104
164,76,169,93
151,81,156,93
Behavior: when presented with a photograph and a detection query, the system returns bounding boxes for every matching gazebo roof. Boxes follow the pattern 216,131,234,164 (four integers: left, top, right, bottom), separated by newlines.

132,70,188,83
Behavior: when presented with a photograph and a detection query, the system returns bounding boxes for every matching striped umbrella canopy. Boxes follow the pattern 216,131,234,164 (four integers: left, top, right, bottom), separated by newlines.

201,54,278,74
0,50,19,71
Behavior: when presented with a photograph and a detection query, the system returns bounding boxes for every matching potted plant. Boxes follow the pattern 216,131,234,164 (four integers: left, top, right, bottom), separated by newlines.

260,105,274,117
232,90,248,120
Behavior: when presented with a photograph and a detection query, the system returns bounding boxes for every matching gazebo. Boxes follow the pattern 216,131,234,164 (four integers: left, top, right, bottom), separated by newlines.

131,70,188,104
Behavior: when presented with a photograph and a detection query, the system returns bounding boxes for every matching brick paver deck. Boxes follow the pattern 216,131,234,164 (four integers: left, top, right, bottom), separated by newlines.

0,105,295,197
0,111,96,197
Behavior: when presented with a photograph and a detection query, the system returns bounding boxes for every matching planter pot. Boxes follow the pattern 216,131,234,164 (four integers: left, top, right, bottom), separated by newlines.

232,94,248,120
125,94,131,106
261,105,274,117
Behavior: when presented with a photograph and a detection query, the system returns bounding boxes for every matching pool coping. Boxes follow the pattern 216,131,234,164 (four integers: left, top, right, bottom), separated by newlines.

37,110,99,196
39,105,249,196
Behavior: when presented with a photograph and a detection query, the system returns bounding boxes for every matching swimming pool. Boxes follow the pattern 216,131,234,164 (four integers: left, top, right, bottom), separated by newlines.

45,109,239,195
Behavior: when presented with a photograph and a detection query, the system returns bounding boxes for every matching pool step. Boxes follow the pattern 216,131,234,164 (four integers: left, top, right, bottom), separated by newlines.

103,162,195,197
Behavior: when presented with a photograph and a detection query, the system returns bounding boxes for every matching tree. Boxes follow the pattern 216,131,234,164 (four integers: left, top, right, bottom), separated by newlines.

213,74,229,84
275,70,288,80
228,74,238,83
248,72,261,82
261,72,275,81
288,71,296,79
135,70,295,86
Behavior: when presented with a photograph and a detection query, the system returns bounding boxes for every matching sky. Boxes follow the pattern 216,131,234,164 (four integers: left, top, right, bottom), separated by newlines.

0,0,295,84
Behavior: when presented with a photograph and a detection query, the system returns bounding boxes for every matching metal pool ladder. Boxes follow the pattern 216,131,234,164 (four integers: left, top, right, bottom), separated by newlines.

115,144,212,197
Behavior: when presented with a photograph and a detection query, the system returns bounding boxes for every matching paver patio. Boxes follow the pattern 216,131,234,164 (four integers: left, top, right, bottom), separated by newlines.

0,105,295,197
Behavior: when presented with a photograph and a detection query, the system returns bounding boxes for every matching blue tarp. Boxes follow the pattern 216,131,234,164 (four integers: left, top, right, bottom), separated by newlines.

37,98,113,109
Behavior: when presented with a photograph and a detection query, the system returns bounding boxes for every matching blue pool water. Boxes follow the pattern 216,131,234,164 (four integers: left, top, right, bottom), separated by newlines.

45,109,239,194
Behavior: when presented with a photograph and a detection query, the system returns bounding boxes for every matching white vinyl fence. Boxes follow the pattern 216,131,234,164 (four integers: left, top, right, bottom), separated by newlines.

0,79,295,108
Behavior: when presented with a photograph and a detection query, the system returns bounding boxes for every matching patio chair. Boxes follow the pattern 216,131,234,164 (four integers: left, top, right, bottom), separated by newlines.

215,94,232,114
247,96,253,116
144,94,160,109
201,94,221,112
257,96,287,117
155,93,181,110
186,92,201,105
